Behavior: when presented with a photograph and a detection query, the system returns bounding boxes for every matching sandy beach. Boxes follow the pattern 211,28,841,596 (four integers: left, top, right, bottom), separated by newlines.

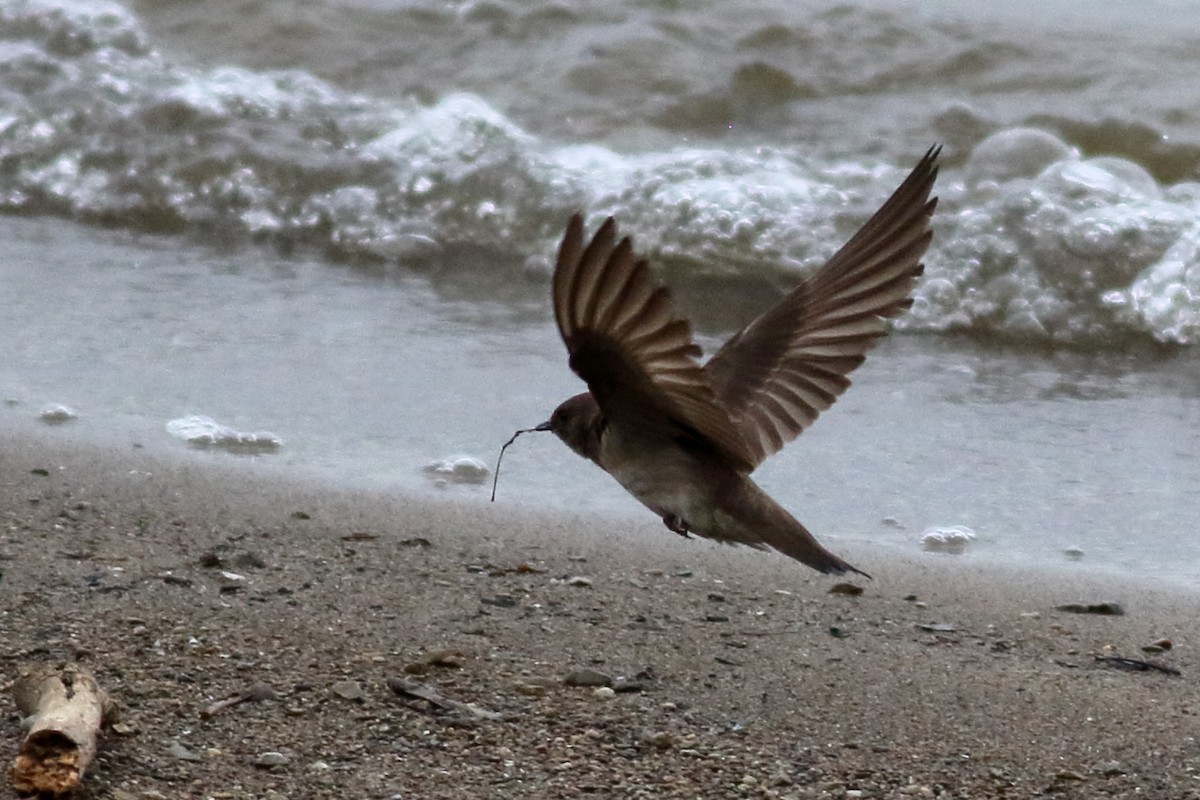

1,431,1197,799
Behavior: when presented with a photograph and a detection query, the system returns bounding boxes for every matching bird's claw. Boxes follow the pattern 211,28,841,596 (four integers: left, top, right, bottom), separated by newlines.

663,514,692,538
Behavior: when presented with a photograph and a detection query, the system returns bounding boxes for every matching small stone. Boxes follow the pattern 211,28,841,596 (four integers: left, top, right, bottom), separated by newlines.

592,686,616,700
612,678,644,693
168,742,203,762
707,592,726,602
254,751,290,768
705,614,729,623
1063,546,1085,560
566,575,593,587
399,536,432,548
1056,602,1124,616
425,650,466,668
829,582,863,596
111,721,138,736
1149,638,1173,651
234,551,268,569
514,682,548,697
564,668,613,687
244,682,278,702
1054,770,1087,782
640,730,673,750
331,680,365,701
1095,761,1125,777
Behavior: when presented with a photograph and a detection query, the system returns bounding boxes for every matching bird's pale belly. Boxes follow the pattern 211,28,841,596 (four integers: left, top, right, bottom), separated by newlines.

598,430,731,535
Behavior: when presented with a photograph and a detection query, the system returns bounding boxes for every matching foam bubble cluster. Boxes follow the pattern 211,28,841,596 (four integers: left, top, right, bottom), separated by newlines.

920,525,977,554
166,415,282,452
907,129,1200,345
422,454,490,486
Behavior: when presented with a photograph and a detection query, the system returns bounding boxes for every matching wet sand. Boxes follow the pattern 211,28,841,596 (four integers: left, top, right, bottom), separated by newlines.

1,431,1197,799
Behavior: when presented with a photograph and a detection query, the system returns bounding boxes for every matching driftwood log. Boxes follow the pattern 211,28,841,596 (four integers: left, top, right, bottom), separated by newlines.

9,664,113,797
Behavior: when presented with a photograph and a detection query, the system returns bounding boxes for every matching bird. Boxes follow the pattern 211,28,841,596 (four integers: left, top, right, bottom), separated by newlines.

534,146,940,576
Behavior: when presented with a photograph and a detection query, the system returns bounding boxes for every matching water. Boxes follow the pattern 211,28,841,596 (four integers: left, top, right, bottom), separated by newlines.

1,0,1198,586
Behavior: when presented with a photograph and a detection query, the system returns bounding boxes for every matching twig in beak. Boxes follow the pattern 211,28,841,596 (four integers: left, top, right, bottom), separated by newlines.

490,425,548,502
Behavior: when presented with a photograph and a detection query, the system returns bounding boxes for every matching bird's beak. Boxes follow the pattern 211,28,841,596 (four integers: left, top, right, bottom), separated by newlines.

534,420,553,432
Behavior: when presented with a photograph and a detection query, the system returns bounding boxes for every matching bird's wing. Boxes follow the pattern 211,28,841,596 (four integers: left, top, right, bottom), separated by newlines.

704,145,940,467
552,214,756,471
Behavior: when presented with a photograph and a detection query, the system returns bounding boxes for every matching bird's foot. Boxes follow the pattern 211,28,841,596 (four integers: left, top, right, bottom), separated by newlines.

662,514,692,538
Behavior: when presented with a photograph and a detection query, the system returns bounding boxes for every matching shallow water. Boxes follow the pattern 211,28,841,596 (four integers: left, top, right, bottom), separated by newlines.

2,215,1197,588
2,0,1200,586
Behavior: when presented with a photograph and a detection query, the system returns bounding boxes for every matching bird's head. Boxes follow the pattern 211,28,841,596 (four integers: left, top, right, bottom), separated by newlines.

537,392,603,463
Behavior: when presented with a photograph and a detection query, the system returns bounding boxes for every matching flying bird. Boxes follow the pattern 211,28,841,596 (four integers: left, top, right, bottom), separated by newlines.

535,147,940,576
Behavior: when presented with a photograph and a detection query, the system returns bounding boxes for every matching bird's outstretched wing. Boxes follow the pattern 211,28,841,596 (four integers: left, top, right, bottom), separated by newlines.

704,145,940,467
552,215,756,471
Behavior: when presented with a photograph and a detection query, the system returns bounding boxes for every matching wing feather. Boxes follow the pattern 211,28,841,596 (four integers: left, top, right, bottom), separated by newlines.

705,145,940,466
552,214,756,470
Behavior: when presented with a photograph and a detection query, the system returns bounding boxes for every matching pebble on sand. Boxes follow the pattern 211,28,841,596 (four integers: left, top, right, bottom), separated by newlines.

564,668,613,688
254,752,290,768
1056,602,1125,616
168,742,203,762
331,680,366,701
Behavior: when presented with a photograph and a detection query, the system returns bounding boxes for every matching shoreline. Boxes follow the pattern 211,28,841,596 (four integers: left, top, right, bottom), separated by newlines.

2,431,1197,798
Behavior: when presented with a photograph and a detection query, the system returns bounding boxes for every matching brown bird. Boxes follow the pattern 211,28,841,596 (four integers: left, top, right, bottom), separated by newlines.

536,146,940,576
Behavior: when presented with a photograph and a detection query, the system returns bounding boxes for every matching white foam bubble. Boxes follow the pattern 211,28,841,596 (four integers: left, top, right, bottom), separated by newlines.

166,415,282,452
422,454,490,486
920,525,977,554
39,404,77,424
965,128,1077,184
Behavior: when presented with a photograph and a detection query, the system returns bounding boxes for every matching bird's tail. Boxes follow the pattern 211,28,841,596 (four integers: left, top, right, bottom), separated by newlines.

721,479,871,578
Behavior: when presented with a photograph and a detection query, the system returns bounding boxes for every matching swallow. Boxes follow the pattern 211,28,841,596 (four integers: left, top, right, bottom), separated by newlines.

535,146,939,576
